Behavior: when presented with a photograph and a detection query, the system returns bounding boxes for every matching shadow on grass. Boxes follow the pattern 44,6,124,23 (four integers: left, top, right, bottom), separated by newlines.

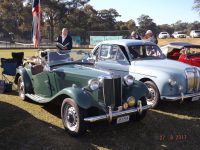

39,101,200,150
1,90,18,96
156,100,200,118
1,100,200,150
0,102,97,150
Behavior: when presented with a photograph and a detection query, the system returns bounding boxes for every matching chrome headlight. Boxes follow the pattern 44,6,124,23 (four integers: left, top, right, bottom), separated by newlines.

88,79,100,91
168,78,177,86
124,75,135,86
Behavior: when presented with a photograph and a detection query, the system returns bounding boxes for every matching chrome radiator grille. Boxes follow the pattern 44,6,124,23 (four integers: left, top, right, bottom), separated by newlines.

102,77,122,108
185,68,200,93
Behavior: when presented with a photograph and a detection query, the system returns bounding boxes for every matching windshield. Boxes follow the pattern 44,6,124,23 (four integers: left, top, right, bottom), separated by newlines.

47,50,88,66
128,45,166,59
177,32,185,34
184,47,200,56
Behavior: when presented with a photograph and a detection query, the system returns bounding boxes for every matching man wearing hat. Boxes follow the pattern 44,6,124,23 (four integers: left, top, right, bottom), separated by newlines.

144,30,158,44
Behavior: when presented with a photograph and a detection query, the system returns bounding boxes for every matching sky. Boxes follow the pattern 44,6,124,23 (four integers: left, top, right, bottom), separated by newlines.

88,0,200,25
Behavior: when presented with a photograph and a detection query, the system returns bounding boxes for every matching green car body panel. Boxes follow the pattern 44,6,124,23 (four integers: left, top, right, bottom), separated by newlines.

15,50,150,122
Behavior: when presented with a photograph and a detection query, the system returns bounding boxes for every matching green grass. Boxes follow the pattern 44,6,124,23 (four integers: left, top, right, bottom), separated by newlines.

0,94,200,150
0,39,200,150
0,49,37,58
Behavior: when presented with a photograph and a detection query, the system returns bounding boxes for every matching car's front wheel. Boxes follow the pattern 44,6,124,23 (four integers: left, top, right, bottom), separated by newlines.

17,76,26,100
61,98,88,136
144,81,160,108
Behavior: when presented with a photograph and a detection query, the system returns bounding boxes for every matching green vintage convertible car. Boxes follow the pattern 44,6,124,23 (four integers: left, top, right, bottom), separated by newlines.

14,49,150,136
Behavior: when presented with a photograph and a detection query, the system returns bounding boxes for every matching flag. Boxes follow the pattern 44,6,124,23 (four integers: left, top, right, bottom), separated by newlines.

32,0,40,48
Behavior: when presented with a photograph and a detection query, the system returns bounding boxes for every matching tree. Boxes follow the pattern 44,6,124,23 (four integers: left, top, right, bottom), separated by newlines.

19,3,33,40
193,0,200,15
41,0,90,42
172,20,188,33
98,8,121,30
41,1,66,42
137,14,159,36
0,0,24,38
158,24,174,34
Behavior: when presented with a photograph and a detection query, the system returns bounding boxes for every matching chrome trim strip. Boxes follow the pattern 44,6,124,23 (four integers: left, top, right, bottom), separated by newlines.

161,92,200,101
195,67,200,91
84,105,151,122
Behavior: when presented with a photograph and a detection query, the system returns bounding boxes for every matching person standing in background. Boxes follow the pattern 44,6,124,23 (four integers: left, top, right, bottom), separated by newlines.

143,30,158,44
130,31,141,40
57,28,73,50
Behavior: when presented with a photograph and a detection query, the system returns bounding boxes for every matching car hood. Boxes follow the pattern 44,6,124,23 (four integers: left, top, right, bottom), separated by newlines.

54,64,112,78
131,59,192,73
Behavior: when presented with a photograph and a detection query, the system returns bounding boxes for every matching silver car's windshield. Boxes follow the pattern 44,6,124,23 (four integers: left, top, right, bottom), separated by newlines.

128,45,166,59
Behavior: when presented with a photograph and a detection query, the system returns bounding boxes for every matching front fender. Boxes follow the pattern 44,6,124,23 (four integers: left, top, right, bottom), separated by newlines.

56,87,102,110
123,80,149,100
15,67,33,94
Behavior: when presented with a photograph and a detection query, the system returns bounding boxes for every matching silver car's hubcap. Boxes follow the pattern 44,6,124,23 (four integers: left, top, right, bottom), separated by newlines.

65,106,78,131
147,86,156,106
18,79,25,99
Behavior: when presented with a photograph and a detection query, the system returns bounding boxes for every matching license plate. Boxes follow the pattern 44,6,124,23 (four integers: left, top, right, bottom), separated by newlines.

117,115,130,124
192,96,200,101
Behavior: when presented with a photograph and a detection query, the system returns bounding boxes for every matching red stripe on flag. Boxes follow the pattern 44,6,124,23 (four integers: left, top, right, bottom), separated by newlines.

32,0,40,48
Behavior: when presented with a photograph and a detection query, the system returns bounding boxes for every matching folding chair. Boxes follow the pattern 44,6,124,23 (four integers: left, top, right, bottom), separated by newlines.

12,52,24,67
0,58,17,91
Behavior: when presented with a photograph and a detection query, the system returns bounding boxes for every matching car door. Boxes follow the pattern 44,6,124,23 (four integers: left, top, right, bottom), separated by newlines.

95,44,130,76
32,69,52,97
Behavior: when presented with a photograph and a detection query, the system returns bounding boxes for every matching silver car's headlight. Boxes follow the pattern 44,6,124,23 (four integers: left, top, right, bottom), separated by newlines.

168,78,177,86
88,79,100,91
124,75,135,86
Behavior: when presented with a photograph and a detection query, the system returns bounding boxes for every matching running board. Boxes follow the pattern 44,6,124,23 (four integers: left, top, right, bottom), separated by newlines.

26,94,50,103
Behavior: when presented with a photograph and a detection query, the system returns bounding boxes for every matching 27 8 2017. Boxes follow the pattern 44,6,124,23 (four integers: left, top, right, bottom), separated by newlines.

160,134,187,141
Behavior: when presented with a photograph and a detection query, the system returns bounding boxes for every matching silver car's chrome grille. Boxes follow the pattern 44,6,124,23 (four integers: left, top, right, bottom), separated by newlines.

185,68,200,93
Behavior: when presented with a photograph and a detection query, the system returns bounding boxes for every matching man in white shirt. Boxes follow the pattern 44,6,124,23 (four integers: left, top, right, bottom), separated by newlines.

57,28,73,50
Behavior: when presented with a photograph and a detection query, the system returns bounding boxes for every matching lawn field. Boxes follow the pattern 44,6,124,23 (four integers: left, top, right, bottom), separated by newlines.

0,38,200,150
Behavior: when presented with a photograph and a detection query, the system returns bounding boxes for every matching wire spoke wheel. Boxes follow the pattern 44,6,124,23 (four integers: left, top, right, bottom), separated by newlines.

18,77,25,100
65,106,79,132
144,81,160,108
61,98,88,136
147,86,156,106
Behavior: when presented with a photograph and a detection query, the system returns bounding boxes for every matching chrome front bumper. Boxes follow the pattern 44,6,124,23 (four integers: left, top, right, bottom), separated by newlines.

84,104,151,123
161,92,200,101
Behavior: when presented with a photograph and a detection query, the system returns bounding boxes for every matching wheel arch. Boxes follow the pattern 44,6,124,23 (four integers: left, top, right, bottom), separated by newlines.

14,68,34,94
53,88,103,111
139,78,161,96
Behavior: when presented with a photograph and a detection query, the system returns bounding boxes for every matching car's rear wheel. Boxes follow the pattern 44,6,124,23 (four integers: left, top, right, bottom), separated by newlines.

144,81,160,108
131,97,147,121
17,76,26,100
61,98,88,136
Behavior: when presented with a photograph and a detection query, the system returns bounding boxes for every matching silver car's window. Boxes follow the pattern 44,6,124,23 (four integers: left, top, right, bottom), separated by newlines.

99,45,126,61
116,48,125,61
129,45,166,59
99,45,112,59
